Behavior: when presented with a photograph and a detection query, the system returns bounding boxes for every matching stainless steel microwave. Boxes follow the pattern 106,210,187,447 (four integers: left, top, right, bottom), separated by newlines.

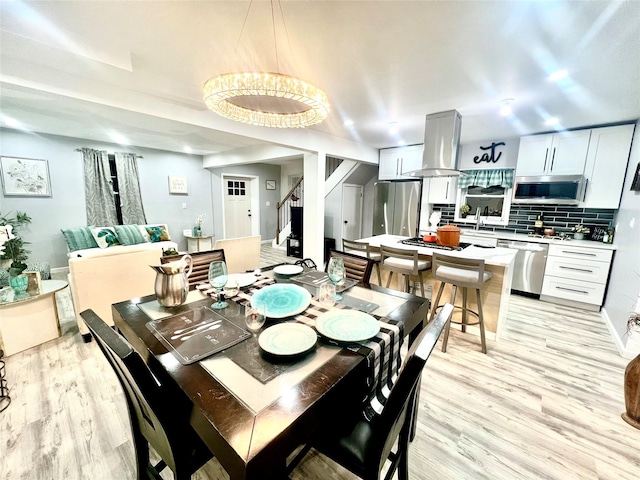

512,175,586,205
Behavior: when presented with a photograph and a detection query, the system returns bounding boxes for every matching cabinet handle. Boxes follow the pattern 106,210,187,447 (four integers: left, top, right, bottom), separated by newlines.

396,158,400,176
560,250,596,256
555,285,589,295
558,265,593,273
582,178,589,202
550,147,556,172
445,180,449,200
543,148,549,171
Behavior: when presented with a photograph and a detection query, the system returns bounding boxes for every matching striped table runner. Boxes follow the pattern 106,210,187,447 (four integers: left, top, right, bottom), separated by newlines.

196,277,404,420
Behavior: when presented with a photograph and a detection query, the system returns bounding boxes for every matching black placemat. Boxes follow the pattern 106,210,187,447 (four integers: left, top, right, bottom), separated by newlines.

291,271,358,293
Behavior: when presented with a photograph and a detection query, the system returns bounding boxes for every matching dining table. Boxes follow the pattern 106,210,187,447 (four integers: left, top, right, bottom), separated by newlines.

112,265,431,479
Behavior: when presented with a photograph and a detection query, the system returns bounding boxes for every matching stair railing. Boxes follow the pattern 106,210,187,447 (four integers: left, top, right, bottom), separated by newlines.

276,176,304,245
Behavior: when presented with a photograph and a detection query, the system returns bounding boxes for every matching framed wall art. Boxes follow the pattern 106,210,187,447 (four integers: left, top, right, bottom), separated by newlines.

0,156,51,197
266,180,276,190
168,175,188,194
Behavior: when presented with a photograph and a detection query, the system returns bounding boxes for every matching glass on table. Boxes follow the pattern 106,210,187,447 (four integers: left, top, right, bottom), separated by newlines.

223,278,240,299
244,301,266,333
319,283,336,308
327,256,345,301
208,261,228,310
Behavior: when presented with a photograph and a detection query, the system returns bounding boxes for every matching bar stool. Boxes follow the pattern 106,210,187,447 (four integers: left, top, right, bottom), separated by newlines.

343,238,382,285
380,245,431,297
429,252,491,353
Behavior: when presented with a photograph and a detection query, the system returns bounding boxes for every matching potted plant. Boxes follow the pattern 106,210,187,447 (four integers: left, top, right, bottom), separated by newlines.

623,313,640,429
460,204,471,218
0,211,31,276
572,224,590,240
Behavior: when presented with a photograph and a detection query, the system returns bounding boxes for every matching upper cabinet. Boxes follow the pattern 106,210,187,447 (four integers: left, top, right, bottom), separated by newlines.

582,124,635,209
379,145,423,180
427,176,458,204
515,130,591,176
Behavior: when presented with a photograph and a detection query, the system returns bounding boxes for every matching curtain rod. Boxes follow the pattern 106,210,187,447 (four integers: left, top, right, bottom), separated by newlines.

75,148,143,158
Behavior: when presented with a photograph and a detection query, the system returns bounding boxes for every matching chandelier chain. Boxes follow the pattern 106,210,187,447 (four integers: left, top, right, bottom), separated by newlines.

234,0,254,56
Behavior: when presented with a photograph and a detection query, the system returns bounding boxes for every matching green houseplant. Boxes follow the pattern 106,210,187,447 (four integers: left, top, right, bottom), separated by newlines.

0,211,32,276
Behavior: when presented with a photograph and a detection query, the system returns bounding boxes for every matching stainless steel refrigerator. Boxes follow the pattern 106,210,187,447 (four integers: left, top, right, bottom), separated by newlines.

372,180,422,236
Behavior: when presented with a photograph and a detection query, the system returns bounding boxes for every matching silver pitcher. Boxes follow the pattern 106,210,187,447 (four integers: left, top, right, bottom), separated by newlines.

150,254,193,307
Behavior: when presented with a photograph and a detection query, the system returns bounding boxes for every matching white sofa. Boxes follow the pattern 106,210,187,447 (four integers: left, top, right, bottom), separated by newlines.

68,241,177,338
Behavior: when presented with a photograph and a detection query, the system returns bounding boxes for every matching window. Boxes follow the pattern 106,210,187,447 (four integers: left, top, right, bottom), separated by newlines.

227,180,246,196
454,169,514,226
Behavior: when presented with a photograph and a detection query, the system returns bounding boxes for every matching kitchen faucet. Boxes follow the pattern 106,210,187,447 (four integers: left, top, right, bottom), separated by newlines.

474,207,482,230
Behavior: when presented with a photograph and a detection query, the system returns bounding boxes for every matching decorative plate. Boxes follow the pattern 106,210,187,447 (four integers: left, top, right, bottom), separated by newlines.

316,310,380,342
251,284,311,318
227,273,257,288
273,264,304,276
258,323,317,356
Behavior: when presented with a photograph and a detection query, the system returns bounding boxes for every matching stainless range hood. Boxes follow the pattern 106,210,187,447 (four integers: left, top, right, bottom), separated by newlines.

405,109,462,177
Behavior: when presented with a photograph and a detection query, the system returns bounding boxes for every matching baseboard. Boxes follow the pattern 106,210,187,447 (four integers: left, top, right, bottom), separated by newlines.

601,306,637,359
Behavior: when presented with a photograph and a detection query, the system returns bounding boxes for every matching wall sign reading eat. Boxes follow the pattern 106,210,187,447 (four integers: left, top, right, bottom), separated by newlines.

473,142,506,164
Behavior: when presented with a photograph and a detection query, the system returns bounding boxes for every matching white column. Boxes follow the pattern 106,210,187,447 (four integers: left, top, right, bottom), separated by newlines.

303,151,325,267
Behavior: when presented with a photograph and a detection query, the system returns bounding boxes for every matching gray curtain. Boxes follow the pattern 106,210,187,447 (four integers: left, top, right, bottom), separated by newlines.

82,148,118,225
115,152,147,224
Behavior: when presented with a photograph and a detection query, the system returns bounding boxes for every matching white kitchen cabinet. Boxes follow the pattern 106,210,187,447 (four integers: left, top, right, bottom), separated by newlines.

515,130,591,176
427,176,458,204
582,124,635,209
379,145,423,180
541,244,613,310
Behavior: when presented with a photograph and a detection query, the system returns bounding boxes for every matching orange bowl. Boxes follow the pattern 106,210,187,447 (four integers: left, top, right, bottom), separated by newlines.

422,234,437,242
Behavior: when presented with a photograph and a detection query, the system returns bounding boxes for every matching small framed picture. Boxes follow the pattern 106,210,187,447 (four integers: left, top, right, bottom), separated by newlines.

1,156,51,197
168,175,188,194
266,180,276,190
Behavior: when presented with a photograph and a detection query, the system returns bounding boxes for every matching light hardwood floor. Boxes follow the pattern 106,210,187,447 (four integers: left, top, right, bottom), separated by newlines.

1,248,639,479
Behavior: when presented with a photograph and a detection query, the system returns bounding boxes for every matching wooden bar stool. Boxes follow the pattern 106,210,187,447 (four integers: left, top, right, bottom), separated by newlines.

343,238,382,285
380,245,431,297
429,252,491,353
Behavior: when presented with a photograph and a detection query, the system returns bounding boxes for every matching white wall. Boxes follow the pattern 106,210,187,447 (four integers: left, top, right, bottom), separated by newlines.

603,119,640,356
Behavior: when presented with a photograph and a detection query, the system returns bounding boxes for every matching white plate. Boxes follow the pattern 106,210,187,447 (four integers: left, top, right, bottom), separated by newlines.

316,310,380,342
273,264,304,276
258,323,317,356
227,273,257,288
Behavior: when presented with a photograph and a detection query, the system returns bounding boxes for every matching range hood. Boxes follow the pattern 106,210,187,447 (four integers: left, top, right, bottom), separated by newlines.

405,109,462,177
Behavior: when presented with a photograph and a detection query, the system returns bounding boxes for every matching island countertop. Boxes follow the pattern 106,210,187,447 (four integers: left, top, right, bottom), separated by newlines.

356,234,517,268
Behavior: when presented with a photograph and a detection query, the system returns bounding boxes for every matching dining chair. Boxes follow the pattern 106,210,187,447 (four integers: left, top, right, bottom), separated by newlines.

342,238,382,285
287,303,454,480
214,235,261,273
80,309,214,480
161,249,225,289
326,249,375,286
379,245,431,296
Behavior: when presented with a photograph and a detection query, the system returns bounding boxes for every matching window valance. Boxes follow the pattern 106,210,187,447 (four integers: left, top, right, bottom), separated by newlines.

458,168,515,189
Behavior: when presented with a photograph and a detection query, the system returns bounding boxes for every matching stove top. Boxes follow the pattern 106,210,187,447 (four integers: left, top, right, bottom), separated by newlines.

399,238,471,251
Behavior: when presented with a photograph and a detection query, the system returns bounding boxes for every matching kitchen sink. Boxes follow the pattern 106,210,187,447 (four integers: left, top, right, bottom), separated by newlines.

460,229,495,236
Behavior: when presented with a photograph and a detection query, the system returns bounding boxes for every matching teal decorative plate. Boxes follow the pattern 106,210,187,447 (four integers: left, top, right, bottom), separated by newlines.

258,323,317,356
251,284,311,318
316,310,380,342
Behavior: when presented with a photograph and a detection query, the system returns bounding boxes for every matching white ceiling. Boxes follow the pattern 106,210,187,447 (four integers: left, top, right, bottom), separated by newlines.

1,1,639,157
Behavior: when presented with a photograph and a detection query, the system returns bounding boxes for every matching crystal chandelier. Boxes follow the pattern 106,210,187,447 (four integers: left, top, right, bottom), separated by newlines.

203,1,330,128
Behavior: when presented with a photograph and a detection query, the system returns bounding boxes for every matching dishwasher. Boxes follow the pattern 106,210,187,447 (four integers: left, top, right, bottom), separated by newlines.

497,240,548,296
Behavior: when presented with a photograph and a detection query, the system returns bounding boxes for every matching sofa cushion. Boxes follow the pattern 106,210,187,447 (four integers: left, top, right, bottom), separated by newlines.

114,224,147,246
90,227,121,249
143,224,171,243
61,227,99,252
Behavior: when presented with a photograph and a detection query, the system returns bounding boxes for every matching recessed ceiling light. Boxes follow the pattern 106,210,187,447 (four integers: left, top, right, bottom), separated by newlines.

388,122,399,134
545,117,560,126
499,98,514,116
343,119,354,127
184,146,193,154
3,116,20,128
548,70,568,82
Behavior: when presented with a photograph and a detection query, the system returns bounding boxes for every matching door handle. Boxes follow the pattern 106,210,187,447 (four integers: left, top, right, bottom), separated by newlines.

543,148,549,172
344,221,348,224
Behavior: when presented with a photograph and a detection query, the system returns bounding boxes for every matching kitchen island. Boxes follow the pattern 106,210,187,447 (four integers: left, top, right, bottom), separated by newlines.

357,234,517,343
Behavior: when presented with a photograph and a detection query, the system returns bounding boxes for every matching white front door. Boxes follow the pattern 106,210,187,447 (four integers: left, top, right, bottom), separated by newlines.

341,184,363,241
223,177,253,238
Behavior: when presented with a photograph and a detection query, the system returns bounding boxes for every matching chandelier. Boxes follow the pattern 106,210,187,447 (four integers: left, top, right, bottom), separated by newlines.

203,1,330,128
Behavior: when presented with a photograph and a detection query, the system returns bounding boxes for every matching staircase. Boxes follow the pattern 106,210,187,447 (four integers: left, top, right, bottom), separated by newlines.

275,176,303,246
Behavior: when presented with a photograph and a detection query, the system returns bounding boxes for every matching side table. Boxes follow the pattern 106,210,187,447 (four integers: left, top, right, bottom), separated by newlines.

185,234,214,253
0,279,68,356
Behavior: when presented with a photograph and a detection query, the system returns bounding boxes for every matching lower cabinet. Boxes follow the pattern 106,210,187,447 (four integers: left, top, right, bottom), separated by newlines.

541,244,613,309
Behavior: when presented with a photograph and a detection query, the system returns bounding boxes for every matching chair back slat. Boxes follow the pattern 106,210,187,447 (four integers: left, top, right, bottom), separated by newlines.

326,249,374,286
161,249,225,290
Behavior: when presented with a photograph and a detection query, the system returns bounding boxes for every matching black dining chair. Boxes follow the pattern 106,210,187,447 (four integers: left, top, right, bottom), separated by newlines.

287,303,454,480
80,309,214,480
326,249,375,286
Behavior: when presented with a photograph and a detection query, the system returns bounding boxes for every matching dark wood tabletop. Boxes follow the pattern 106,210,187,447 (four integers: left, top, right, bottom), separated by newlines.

112,282,429,479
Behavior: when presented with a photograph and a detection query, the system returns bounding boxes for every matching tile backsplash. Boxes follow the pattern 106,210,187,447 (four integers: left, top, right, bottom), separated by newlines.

432,203,615,237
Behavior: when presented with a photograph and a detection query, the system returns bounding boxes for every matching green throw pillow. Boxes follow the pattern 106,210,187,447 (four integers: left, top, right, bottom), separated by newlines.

90,227,121,249
61,227,99,252
114,224,146,245
144,225,171,243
